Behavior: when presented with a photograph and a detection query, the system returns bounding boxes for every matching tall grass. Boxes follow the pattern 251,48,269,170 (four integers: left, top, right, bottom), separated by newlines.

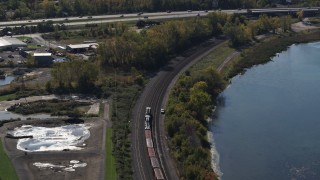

0,139,18,180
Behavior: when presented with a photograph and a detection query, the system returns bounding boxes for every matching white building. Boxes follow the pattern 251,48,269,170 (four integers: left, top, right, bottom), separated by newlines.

0,37,27,50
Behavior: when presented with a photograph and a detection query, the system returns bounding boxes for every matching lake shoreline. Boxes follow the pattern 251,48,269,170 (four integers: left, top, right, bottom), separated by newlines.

211,30,320,178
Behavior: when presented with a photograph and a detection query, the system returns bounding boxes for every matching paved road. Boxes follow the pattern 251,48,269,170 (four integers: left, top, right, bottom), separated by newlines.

0,7,318,28
132,38,226,180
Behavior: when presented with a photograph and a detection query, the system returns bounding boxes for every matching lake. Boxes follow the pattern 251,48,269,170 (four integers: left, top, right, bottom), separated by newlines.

211,42,320,180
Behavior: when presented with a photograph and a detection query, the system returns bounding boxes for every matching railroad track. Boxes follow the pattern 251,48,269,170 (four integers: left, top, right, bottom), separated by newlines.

132,38,226,180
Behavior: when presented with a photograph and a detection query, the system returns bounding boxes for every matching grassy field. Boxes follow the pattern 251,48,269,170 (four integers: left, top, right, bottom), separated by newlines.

190,41,236,73
16,36,32,41
0,139,18,180
0,93,17,101
106,128,117,180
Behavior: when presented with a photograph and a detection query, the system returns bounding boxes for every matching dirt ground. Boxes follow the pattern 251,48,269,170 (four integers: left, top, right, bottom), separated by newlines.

291,20,320,32
0,118,105,180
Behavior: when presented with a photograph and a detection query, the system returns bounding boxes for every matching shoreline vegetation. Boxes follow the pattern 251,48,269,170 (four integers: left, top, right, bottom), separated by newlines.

165,29,320,179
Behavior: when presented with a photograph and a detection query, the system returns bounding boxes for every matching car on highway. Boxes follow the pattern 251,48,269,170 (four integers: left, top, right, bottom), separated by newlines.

88,16,93,19
187,10,192,12
160,109,165,114
166,10,171,13
79,16,83,18
204,10,208,13
64,18,68,21
42,19,46,22
144,16,148,19
138,12,143,16
28,20,32,22
197,13,200,16
120,15,124,18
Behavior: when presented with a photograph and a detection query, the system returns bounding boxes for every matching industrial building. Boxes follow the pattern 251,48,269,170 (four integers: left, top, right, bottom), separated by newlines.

0,37,27,50
66,43,98,53
33,53,53,67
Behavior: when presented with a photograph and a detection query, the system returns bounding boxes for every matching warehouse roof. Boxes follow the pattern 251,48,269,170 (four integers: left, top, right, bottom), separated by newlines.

67,43,98,49
33,53,52,56
0,37,26,47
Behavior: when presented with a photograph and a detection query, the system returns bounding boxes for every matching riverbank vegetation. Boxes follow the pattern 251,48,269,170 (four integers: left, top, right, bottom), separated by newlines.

227,30,320,78
166,66,226,179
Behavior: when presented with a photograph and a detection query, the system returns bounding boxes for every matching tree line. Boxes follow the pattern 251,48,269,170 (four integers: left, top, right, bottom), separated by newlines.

0,0,318,20
48,12,294,93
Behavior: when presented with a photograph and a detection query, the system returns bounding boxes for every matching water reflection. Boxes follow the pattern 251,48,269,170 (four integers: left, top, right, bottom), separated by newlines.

0,110,52,121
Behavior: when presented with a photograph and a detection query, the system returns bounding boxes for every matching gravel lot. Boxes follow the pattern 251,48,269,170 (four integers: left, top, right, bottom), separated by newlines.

0,118,105,180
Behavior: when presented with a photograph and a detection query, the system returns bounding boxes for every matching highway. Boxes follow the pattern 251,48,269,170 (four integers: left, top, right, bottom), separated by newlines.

0,7,318,28
132,38,226,180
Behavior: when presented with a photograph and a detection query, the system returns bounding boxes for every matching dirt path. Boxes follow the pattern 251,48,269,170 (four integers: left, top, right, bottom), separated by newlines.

217,51,240,72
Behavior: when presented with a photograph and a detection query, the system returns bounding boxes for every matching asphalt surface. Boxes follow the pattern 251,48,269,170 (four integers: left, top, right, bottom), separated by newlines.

0,8,318,28
132,38,226,180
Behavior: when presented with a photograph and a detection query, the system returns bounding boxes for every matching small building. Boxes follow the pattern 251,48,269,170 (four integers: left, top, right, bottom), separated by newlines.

0,37,27,51
66,43,98,53
33,53,53,67
19,50,34,58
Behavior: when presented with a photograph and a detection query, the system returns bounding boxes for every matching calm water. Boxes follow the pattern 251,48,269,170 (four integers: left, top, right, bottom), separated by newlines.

0,111,52,121
211,42,320,180
0,75,15,86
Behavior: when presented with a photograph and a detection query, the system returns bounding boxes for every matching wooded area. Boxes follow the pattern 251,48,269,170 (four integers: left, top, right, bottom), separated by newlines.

0,0,318,20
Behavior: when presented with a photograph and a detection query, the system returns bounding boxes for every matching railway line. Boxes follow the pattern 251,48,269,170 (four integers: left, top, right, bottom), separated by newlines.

132,38,226,180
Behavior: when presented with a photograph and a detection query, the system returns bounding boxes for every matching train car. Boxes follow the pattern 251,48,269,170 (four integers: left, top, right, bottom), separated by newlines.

150,157,160,168
145,121,151,130
148,147,156,157
145,130,152,139
146,138,153,148
145,114,151,122
154,168,165,180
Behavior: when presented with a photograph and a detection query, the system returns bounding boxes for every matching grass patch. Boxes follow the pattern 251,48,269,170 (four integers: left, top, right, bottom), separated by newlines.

191,41,235,72
106,128,117,180
0,93,17,101
0,139,18,180
110,84,141,179
16,36,32,41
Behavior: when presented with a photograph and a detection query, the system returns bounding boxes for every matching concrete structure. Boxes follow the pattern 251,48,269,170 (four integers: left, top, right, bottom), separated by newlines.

33,53,53,67
0,37,27,50
66,43,98,53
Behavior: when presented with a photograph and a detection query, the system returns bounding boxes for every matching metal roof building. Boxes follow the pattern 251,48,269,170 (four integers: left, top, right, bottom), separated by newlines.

0,37,27,50
33,53,53,67
66,43,98,53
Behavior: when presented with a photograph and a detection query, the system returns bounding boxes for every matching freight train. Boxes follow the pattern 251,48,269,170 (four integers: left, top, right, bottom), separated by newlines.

145,107,165,180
